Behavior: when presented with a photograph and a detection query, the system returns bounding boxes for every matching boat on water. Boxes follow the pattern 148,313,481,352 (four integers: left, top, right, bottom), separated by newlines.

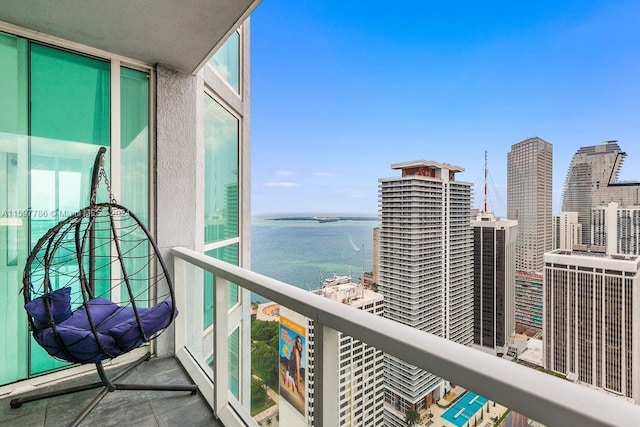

315,216,339,223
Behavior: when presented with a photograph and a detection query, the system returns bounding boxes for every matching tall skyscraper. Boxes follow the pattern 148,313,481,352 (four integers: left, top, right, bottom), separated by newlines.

507,137,552,334
471,212,517,355
544,248,640,402
561,141,640,245
378,160,473,427
507,137,553,271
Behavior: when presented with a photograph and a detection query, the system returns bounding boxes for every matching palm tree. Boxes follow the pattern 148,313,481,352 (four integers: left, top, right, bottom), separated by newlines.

404,408,420,427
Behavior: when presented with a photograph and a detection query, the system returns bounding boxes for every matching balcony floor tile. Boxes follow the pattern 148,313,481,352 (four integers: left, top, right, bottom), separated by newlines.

0,356,222,427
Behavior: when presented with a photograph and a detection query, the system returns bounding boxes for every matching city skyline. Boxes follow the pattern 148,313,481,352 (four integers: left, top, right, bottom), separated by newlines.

250,1,640,216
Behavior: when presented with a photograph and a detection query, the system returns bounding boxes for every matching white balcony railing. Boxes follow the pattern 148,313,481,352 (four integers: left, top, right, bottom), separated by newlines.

171,246,640,427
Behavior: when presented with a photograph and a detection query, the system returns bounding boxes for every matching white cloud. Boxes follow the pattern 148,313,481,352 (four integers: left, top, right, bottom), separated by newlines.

311,172,335,177
276,170,295,177
263,181,300,188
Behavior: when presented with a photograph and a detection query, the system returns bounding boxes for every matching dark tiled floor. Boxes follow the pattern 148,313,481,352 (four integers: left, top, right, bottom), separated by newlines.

0,356,223,427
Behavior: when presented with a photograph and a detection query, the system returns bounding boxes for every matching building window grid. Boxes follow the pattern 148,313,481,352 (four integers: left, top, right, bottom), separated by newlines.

547,262,637,398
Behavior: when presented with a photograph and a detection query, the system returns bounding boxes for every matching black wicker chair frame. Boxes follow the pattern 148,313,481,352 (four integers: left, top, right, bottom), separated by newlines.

10,147,197,426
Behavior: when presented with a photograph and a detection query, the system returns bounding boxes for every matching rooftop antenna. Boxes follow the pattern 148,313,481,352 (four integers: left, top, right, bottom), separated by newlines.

483,150,488,213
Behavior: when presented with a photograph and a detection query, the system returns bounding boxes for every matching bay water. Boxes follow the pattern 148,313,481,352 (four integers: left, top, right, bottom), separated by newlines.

250,213,379,302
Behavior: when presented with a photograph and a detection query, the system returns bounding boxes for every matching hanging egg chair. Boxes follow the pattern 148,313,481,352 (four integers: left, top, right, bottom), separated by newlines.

10,147,197,426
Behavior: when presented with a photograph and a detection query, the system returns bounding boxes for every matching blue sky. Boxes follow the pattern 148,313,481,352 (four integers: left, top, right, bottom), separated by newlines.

250,1,640,217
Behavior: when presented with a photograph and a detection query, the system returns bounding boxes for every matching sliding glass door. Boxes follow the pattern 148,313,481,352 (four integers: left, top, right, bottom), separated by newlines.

0,31,151,384
0,32,28,385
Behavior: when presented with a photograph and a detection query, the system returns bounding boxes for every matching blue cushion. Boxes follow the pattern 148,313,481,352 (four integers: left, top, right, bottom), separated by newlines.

25,287,72,330
108,302,176,352
63,298,121,328
32,298,176,363
33,298,121,363
35,323,118,364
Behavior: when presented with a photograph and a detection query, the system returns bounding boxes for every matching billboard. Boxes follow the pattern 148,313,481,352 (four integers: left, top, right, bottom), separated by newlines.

279,316,307,416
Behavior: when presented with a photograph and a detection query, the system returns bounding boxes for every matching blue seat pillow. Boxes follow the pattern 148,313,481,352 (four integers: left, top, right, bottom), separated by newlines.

25,286,73,330
108,301,175,352
32,297,176,363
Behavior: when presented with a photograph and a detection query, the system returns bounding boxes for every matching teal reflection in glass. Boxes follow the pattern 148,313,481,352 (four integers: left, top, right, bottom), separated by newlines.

31,44,110,146
0,31,28,385
229,327,240,399
29,43,111,375
203,244,239,329
120,67,150,305
0,36,150,386
209,31,240,93
204,95,239,244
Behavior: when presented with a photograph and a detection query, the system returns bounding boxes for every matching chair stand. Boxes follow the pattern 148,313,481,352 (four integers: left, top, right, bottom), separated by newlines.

10,352,198,427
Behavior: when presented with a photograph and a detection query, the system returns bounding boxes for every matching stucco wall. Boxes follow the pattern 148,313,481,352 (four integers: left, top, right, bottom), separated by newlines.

155,64,205,356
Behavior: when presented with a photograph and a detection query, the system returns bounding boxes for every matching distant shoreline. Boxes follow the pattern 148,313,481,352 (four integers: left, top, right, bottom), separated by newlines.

269,216,379,222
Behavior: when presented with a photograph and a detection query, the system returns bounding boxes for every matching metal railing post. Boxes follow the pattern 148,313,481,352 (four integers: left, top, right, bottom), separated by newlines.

314,322,339,426
213,275,229,415
173,257,186,351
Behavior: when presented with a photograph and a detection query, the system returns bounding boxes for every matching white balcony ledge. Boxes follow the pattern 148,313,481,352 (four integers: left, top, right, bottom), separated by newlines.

172,246,640,427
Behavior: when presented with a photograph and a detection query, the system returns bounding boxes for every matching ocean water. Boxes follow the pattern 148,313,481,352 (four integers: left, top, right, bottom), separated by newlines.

250,213,379,302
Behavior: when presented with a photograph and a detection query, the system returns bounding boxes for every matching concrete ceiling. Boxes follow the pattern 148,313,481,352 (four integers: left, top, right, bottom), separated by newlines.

0,0,261,73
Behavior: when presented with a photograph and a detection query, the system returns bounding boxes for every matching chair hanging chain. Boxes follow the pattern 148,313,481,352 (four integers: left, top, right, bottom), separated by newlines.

99,167,117,204
90,150,117,205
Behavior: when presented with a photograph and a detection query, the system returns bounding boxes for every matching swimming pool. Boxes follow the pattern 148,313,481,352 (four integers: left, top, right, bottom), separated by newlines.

441,391,488,427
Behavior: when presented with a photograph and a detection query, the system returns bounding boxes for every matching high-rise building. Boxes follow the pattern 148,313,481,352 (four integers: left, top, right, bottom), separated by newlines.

553,215,560,250
544,248,640,402
373,226,381,287
592,202,640,255
507,137,552,334
615,207,640,255
556,212,582,250
514,270,544,334
471,212,517,355
561,141,640,245
378,160,473,427
279,277,385,426
507,137,553,271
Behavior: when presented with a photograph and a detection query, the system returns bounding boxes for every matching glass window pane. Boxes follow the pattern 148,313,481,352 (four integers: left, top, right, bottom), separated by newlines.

31,44,110,146
29,43,111,375
203,244,240,328
120,67,150,304
0,31,28,385
229,327,240,399
0,33,27,134
204,95,239,244
121,67,149,221
1,38,150,386
209,31,240,93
